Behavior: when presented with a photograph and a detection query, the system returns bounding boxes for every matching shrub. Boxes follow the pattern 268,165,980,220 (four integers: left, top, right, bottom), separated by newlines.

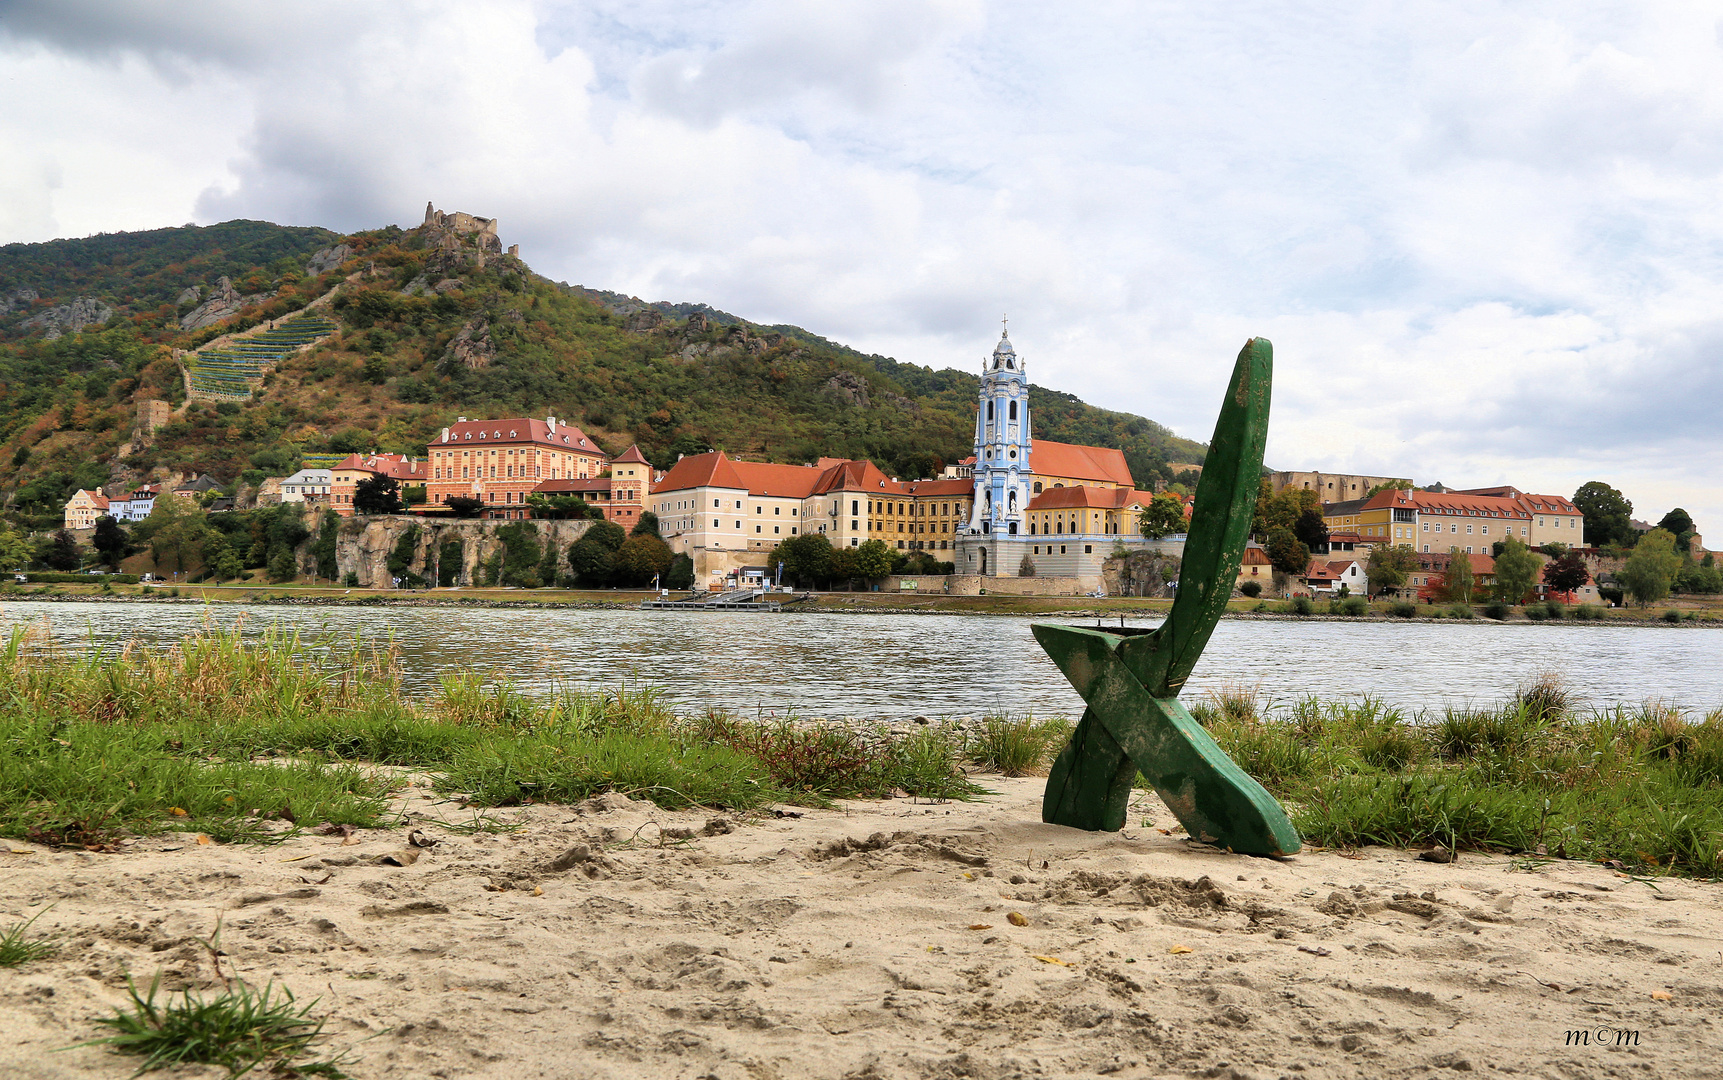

1446,604,1474,619
1287,595,1315,616
22,572,140,584
342,571,358,587
968,714,1072,776
1540,600,1565,621
1662,609,1683,624
1239,580,1262,598
1525,603,1549,621
1389,601,1417,618
1573,604,1604,621
1483,602,1511,620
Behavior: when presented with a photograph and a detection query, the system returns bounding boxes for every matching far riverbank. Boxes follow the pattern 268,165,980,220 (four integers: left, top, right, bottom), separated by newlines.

5,580,1721,627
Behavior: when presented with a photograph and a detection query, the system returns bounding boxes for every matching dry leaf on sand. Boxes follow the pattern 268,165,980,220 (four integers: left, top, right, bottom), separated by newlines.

1007,912,1028,927
1169,945,1194,955
375,849,420,867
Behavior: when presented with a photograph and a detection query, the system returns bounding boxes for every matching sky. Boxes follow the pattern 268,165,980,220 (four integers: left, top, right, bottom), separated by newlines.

1,1,1719,535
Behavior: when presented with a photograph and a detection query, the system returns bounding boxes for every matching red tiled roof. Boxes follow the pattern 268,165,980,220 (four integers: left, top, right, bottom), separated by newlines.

899,478,972,497
436,416,600,453
810,458,897,495
1030,440,1134,487
1028,485,1157,511
655,450,748,492
1362,488,1529,519
332,453,424,480
610,444,651,465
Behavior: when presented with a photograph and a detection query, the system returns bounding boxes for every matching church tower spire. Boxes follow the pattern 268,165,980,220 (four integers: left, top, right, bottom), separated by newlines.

965,325,1032,538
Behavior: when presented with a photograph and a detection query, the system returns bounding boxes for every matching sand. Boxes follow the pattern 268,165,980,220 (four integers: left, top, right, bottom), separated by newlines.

2,776,1718,1079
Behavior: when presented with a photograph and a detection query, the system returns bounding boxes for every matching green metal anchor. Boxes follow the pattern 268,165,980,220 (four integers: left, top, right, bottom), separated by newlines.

1035,337,1300,856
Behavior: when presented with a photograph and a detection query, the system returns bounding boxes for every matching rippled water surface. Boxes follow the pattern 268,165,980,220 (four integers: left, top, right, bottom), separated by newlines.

6,600,1721,718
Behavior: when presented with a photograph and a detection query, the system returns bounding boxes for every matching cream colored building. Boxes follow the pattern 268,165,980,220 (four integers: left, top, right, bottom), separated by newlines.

63,489,109,530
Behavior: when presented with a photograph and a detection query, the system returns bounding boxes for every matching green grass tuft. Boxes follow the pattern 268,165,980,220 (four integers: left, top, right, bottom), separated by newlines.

0,908,56,967
82,974,348,1078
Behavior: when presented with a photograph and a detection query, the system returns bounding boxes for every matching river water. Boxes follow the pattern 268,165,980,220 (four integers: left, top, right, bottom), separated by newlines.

4,600,1719,719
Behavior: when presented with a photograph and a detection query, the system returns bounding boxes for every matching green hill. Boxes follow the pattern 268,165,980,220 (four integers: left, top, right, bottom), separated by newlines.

0,215,1205,517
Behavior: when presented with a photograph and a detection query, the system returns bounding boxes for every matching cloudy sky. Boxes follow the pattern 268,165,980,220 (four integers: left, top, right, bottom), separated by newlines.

2,1,1718,533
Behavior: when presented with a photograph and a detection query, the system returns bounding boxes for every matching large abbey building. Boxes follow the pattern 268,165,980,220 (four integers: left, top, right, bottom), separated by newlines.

953,329,1176,578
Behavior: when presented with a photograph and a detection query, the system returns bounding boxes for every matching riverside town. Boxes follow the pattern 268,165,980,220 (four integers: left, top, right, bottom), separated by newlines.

4,10,1722,1076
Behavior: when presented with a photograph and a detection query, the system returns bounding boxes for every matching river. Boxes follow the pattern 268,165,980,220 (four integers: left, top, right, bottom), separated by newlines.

4,600,1719,719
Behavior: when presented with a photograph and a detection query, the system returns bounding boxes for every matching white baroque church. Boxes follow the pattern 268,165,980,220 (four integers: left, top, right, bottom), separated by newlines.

953,328,1181,581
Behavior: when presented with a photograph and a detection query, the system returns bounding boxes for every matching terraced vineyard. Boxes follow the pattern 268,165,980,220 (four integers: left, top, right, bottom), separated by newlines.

185,313,336,399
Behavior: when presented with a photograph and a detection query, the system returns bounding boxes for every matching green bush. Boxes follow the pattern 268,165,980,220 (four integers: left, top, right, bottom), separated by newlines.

1525,603,1549,621
1662,609,1683,624
23,572,140,584
1239,580,1262,598
1445,604,1474,619
1388,601,1417,618
1483,602,1511,620
1573,604,1604,621
1286,595,1315,616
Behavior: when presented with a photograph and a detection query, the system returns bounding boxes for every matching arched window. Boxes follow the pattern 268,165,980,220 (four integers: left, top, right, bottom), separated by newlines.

1008,400,1017,421
1033,481,1043,493
986,401,994,421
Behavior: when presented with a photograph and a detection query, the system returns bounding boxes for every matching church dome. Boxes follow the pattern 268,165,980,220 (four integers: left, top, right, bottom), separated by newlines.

993,332,1015,357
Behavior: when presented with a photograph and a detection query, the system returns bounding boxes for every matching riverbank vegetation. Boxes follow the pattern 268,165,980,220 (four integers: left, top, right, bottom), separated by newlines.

3,622,1719,877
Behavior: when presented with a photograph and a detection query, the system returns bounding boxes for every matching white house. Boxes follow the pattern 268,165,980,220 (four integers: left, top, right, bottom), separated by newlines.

279,468,332,502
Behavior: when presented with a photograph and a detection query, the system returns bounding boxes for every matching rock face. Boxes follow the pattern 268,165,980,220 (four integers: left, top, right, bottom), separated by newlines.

179,276,253,331
442,317,497,370
175,286,202,306
22,296,114,339
825,371,872,408
1102,550,1181,598
305,244,353,277
323,515,596,588
0,287,39,316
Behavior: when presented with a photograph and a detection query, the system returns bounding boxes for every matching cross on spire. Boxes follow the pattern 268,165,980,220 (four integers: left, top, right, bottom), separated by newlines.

1001,313,1009,336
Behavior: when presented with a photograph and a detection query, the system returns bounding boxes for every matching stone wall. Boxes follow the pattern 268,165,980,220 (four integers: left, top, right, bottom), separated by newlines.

326,515,594,588
941,574,1102,596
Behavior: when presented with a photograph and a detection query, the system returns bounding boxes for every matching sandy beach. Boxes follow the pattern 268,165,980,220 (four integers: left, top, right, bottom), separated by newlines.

2,776,1716,1079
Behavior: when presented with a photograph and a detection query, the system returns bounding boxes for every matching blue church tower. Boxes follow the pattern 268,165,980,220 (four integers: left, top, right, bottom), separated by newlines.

965,327,1033,539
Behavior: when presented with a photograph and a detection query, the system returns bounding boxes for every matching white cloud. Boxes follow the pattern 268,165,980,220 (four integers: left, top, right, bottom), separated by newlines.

1,0,1719,532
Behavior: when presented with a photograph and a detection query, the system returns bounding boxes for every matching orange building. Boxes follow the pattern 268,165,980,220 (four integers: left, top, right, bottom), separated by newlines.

425,415,605,518
329,453,426,515
531,444,655,527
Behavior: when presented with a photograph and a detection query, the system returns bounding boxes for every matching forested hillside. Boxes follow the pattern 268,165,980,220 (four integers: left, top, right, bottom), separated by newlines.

0,214,1205,518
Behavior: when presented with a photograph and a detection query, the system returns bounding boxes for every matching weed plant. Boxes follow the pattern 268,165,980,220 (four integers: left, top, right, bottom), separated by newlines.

968,713,1074,776
0,908,56,967
85,974,347,1077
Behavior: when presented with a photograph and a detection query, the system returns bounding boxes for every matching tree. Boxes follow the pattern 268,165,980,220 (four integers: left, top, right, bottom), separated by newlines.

1254,486,1327,551
268,546,298,583
213,547,244,582
40,529,80,571
92,515,129,570
1572,481,1633,548
146,492,207,575
0,524,29,571
666,553,695,590
352,474,404,515
775,533,833,587
852,539,893,582
1364,480,1413,499
1541,550,1590,597
828,545,859,588
1365,544,1418,597
1137,494,1187,539
1439,547,1473,604
445,496,485,518
613,534,674,586
312,510,340,579
202,532,233,580
631,511,661,537
1656,508,1696,553
1264,527,1310,578
1491,537,1542,604
567,519,627,585
1618,528,1682,606
1019,554,1037,577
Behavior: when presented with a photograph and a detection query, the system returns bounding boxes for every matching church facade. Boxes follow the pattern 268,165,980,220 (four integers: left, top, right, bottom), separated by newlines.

953,329,1181,580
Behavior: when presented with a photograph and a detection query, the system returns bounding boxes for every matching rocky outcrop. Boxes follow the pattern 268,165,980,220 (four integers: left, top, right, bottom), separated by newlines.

442,317,497,370
175,286,202,306
624,310,663,332
22,296,113,339
0,287,39,316
323,515,596,588
179,276,266,331
825,371,871,408
1102,550,1181,598
305,244,353,277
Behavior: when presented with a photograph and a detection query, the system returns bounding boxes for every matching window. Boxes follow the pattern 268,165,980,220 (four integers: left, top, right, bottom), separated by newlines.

1084,545,1092,553
851,500,859,515
1481,526,1489,535
1060,545,1067,554
735,521,741,528
1466,525,1473,534
790,527,797,534
851,520,858,530
1009,400,1017,421
1422,544,1430,552
773,526,780,534
987,401,994,421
